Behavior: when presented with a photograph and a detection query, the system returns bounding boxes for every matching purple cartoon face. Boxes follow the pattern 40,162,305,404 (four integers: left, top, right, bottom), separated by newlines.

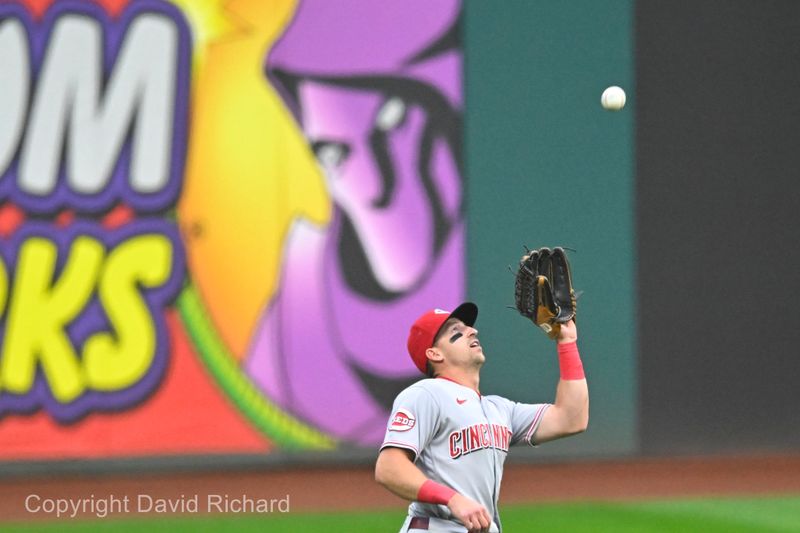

299,79,462,296
245,0,465,445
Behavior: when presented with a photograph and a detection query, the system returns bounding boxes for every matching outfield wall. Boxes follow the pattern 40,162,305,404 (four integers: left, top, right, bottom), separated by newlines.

465,0,636,460
635,0,800,455
0,0,796,474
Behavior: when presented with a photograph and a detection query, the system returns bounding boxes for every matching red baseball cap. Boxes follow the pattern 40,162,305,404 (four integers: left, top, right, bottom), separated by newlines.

407,302,479,374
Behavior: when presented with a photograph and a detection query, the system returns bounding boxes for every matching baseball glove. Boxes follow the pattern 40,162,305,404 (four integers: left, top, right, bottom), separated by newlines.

514,247,576,339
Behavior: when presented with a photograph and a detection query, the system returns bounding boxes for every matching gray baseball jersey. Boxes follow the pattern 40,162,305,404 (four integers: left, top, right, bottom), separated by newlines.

380,377,551,533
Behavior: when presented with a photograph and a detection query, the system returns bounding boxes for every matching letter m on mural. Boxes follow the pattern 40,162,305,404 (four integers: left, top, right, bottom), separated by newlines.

0,0,464,460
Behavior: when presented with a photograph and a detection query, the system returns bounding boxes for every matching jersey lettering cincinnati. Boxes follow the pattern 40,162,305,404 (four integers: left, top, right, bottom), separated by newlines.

449,423,512,459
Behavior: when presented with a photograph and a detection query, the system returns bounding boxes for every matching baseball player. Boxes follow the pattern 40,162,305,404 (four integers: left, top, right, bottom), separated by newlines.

375,302,588,533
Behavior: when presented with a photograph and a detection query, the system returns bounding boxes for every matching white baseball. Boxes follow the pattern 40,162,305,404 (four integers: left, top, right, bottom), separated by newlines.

601,86,626,111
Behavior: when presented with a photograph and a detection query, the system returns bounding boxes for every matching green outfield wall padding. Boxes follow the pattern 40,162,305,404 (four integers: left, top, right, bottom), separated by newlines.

464,0,636,457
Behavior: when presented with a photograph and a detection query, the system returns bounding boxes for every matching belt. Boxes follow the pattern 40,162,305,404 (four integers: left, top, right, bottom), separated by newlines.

408,516,429,530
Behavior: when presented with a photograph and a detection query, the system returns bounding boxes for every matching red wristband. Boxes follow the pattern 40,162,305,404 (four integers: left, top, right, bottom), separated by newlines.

417,480,456,505
557,341,585,380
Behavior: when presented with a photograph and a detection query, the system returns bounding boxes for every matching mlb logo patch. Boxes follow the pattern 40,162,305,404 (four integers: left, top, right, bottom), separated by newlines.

389,408,416,432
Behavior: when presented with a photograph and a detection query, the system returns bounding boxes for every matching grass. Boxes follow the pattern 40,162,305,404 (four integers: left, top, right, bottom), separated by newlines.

4,495,799,532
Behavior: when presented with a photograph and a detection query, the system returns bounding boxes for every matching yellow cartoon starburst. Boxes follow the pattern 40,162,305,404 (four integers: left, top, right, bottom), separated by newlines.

169,0,237,70
174,0,331,358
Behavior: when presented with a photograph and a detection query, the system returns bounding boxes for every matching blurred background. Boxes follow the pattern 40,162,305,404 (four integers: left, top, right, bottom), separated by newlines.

0,0,798,530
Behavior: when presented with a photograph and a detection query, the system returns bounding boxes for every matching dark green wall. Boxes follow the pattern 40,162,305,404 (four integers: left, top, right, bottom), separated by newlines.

636,0,800,455
465,0,636,458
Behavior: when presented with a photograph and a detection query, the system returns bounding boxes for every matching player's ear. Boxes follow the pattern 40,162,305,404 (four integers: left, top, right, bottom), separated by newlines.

425,347,444,364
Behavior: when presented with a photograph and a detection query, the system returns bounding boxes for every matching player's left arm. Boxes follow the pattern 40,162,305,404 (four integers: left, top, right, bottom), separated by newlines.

532,320,589,444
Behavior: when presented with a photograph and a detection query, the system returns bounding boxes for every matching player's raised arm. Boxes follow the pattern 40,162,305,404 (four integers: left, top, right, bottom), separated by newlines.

512,247,589,443
531,319,589,443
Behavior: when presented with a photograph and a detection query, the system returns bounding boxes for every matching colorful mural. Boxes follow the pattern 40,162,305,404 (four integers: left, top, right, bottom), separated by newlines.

0,0,463,458
248,0,465,445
